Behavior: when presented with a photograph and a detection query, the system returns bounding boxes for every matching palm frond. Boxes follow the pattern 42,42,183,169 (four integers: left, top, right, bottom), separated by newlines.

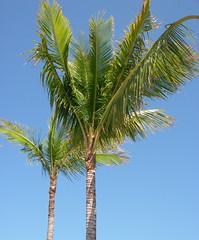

98,109,175,143
60,157,85,180
110,0,156,92
124,109,175,139
97,15,199,134
96,154,128,166
88,11,114,126
70,36,91,124
96,145,129,166
0,117,86,179
37,0,72,74
0,119,49,171
43,113,86,179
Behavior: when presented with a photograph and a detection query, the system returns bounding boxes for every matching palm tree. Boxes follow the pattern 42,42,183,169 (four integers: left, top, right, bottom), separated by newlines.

0,116,85,240
27,0,199,239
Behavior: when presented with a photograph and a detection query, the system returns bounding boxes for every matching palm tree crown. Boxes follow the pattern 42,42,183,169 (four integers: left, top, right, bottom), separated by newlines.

28,0,198,150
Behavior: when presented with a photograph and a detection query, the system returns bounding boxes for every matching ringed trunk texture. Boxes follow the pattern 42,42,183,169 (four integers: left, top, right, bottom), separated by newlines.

86,150,96,240
47,174,57,240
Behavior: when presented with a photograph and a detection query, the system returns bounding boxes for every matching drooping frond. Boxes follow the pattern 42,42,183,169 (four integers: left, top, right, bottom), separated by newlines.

97,15,199,134
0,119,48,171
128,19,199,104
124,109,175,139
98,109,175,143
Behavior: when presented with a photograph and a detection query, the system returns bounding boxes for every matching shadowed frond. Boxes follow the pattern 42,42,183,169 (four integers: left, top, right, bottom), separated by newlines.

88,12,114,126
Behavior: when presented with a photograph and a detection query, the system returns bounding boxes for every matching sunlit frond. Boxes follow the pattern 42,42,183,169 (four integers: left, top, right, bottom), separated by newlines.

98,15,199,134
110,0,156,92
96,154,128,166
0,119,48,171
0,117,86,179
37,0,72,73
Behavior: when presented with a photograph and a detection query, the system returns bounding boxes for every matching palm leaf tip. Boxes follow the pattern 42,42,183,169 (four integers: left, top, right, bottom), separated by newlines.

0,118,46,166
35,0,72,69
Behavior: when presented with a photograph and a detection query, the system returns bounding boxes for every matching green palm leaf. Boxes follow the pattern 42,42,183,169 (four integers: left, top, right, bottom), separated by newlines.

124,109,175,139
110,0,156,92
96,154,128,166
0,117,85,178
0,119,48,171
97,15,199,134
97,109,175,143
88,12,114,126
37,0,72,73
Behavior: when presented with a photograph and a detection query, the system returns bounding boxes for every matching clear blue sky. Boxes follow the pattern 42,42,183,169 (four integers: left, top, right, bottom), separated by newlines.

0,0,199,239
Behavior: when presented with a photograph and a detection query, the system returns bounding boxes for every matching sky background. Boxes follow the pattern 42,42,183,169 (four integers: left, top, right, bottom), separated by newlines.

0,0,199,239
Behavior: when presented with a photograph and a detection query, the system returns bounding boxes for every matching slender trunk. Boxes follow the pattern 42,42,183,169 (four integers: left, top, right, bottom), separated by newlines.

47,174,57,240
86,148,96,240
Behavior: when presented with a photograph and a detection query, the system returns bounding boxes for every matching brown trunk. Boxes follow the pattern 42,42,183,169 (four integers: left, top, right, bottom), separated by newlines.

46,174,57,240
85,145,96,240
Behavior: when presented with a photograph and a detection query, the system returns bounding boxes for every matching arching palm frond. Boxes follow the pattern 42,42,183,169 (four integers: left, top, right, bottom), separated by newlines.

37,0,72,74
0,117,86,178
124,109,175,139
110,0,156,92
0,119,48,172
97,109,174,144
98,16,199,134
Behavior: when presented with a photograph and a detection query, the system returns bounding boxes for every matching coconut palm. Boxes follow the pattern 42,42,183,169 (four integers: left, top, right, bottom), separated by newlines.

0,116,85,240
27,0,199,239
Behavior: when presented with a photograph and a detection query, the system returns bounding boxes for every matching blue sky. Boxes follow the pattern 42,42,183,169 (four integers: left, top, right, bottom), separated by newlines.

0,0,199,239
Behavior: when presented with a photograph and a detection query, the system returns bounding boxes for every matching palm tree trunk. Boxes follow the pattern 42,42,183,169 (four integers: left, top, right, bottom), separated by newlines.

47,174,57,240
86,151,96,240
